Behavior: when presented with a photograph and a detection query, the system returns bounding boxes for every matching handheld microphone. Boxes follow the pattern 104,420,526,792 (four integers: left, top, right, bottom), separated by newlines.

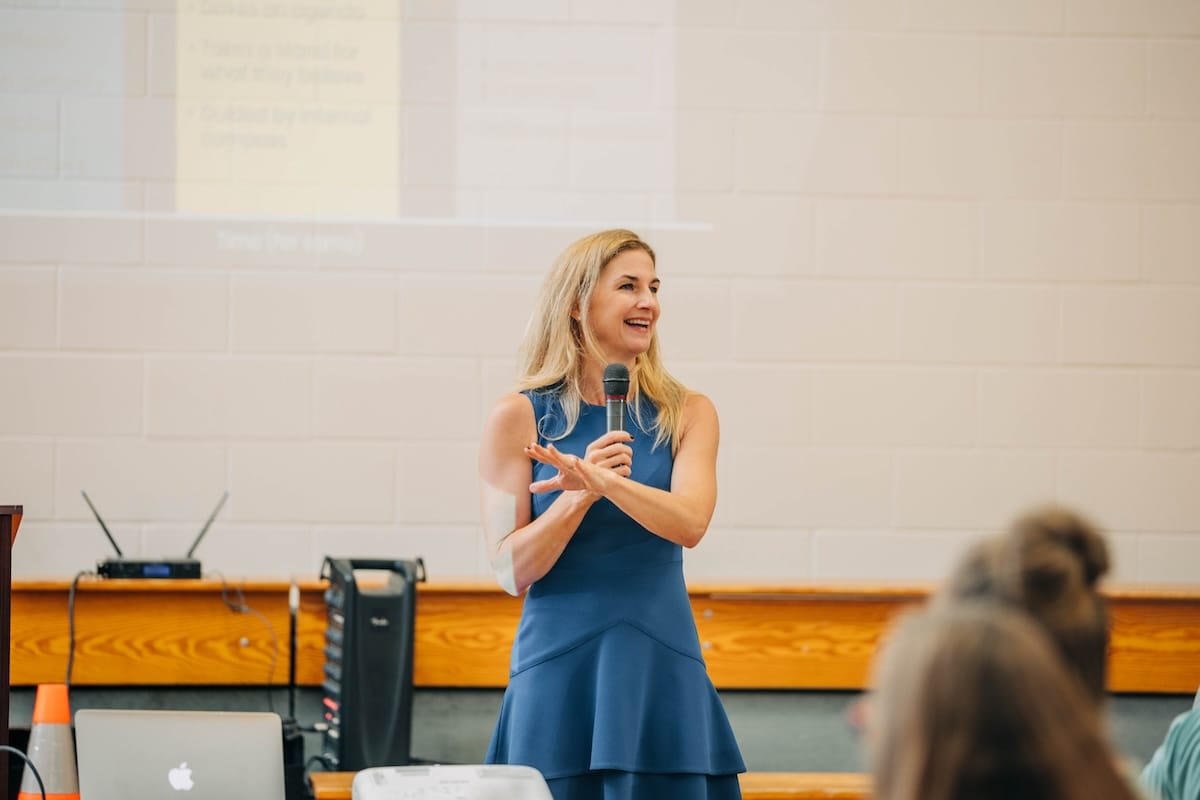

602,363,630,433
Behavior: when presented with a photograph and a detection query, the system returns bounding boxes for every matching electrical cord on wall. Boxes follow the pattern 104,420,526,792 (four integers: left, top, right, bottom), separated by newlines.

65,569,96,687
1,744,47,800
65,568,281,710
211,571,280,714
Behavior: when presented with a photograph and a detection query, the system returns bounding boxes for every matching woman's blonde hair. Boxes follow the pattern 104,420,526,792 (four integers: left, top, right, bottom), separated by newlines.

515,229,689,453
871,604,1136,800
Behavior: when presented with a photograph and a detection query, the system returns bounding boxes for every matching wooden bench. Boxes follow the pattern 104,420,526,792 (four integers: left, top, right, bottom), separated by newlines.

10,578,1200,692
309,770,872,800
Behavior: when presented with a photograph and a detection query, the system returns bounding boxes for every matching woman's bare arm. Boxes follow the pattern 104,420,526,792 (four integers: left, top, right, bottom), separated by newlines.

478,393,617,595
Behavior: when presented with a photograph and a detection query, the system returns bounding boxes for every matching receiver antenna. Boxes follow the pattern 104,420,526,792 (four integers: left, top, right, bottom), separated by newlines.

81,490,123,557
187,490,229,559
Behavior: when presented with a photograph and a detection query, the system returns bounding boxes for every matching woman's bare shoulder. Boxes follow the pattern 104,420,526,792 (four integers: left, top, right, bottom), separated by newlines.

683,390,718,420
678,391,718,443
484,392,536,437
489,391,534,420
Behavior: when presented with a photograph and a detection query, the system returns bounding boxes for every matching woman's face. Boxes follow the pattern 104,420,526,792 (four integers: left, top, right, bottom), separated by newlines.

582,248,660,365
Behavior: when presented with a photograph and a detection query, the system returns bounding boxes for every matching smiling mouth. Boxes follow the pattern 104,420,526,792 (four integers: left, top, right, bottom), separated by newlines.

625,319,651,330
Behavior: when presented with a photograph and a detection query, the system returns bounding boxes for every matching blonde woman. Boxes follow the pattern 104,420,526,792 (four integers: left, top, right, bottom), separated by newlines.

479,230,744,799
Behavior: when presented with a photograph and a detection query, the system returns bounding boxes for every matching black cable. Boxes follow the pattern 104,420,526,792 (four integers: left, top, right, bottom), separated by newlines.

0,744,47,800
304,753,336,773
287,579,298,722
65,569,95,688
211,571,280,714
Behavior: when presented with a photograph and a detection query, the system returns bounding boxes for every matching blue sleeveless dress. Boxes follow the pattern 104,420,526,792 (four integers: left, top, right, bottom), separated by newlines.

486,390,745,800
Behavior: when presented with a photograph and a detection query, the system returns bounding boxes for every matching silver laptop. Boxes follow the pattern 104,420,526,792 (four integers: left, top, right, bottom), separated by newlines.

75,709,285,800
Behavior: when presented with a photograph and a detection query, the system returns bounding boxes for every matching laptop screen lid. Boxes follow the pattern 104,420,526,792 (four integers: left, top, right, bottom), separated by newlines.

75,709,285,800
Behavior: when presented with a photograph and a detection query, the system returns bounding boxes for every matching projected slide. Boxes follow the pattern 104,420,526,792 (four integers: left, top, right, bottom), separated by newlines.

0,2,682,226
177,1,399,217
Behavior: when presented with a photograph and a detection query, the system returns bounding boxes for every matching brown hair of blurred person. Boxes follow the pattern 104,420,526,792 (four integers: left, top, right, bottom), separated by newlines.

940,505,1110,703
870,604,1137,800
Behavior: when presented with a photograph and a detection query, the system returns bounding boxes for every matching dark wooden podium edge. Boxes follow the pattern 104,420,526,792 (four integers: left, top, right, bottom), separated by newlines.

1,506,24,795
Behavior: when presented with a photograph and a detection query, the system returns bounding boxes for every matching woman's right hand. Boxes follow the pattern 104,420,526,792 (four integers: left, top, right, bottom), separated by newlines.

583,429,634,476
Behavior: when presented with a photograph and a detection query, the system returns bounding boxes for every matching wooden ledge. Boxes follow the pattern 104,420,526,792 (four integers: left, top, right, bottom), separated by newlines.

309,771,872,800
10,578,1200,692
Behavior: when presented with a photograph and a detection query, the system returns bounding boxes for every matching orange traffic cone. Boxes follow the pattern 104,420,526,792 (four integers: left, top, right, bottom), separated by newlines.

18,684,79,800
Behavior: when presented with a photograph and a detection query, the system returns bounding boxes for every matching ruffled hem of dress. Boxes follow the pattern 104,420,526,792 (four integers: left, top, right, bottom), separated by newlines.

486,620,746,778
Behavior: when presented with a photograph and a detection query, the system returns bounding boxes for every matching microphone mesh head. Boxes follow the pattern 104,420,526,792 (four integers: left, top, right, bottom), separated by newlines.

602,363,630,395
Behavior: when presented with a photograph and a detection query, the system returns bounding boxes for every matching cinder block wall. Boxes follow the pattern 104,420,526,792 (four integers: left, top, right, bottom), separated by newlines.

2,1,1197,583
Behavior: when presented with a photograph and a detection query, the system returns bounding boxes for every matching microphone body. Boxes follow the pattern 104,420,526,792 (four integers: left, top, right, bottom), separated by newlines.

606,396,626,433
602,363,630,434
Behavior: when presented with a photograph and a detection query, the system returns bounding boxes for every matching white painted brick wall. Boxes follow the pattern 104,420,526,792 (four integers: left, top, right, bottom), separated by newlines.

2,0,1197,585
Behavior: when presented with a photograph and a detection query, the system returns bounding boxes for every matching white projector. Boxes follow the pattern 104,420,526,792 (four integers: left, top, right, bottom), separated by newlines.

351,765,553,800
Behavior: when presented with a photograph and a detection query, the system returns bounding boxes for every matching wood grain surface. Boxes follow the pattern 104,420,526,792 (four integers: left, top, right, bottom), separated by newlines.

9,578,1200,692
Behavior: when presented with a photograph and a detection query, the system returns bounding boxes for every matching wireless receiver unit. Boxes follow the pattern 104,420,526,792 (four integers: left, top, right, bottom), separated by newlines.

83,489,228,579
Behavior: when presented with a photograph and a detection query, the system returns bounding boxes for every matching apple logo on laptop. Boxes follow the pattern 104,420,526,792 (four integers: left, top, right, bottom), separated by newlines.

168,762,194,791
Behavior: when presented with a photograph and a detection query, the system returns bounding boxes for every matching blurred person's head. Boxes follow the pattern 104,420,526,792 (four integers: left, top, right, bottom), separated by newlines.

869,603,1136,800
940,505,1110,703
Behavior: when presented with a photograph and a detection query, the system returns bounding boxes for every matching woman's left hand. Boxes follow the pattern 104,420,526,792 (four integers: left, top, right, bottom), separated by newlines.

525,440,626,496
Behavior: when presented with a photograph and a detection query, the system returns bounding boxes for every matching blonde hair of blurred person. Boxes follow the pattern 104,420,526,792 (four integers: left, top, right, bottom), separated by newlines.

870,604,1138,800
515,228,688,454
940,505,1111,704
